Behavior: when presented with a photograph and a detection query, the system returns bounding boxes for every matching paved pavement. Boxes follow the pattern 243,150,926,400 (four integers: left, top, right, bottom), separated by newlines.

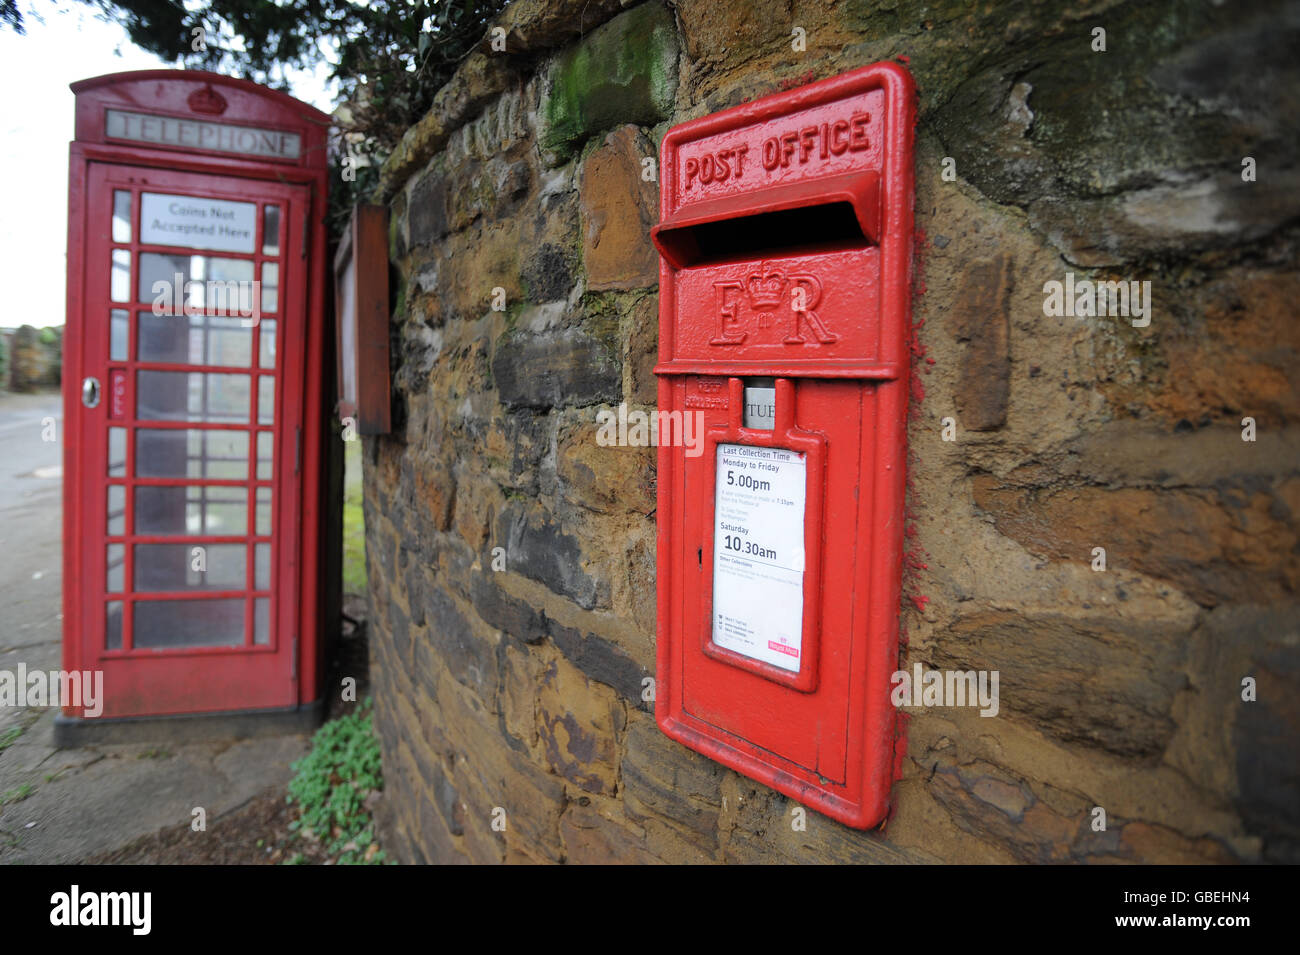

0,389,308,863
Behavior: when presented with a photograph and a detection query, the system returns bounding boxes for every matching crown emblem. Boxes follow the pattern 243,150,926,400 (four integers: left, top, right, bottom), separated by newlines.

745,263,786,310
187,84,228,115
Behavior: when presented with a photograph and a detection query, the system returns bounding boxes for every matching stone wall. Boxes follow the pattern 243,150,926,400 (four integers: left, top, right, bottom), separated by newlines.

363,0,1300,863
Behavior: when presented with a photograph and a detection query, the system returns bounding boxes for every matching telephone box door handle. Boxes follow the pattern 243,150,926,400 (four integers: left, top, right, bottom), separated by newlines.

82,376,101,408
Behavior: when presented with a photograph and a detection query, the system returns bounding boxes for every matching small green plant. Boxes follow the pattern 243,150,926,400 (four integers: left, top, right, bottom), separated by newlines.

342,439,366,594
1,783,34,805
286,697,385,864
0,726,23,755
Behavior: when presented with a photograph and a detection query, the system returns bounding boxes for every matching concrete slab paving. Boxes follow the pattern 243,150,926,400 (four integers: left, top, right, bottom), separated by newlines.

0,708,308,863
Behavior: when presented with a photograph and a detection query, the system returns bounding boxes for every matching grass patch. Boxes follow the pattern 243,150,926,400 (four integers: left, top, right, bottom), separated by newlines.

343,438,366,595
1,783,34,805
286,697,385,864
0,726,24,755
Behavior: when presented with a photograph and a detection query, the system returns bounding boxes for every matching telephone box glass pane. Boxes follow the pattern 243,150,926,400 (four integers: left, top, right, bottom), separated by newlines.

134,543,246,591
255,488,272,535
255,542,270,589
112,190,132,243
135,428,249,480
259,320,276,368
262,206,280,256
257,376,274,424
138,253,255,310
108,427,127,477
110,250,131,302
106,543,124,593
134,485,247,536
137,313,253,366
254,597,270,645
137,370,251,422
256,431,273,479
260,262,278,313
133,598,245,649
110,309,129,361
106,601,123,651
107,485,125,535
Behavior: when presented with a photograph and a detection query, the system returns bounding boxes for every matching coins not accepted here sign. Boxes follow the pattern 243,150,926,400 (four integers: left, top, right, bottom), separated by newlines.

712,444,807,671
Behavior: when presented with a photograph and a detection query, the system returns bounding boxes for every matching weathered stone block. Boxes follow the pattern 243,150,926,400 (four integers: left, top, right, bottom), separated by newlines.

493,326,621,410
409,168,449,247
951,254,1011,431
496,501,606,610
622,712,723,856
539,1,678,159
625,294,658,405
537,654,626,795
560,795,652,863
470,571,548,644
579,125,659,290
425,588,501,703
937,609,1188,757
972,477,1300,608
547,618,648,705
556,409,654,515
521,242,575,303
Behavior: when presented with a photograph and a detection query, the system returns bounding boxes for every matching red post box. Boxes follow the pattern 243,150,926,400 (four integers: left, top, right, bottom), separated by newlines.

58,71,331,739
651,63,915,828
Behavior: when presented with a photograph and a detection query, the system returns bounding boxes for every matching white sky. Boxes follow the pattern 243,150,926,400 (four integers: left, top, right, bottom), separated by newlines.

0,4,335,329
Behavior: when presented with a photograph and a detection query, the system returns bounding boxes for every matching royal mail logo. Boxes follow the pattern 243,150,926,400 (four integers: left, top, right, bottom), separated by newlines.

711,262,837,346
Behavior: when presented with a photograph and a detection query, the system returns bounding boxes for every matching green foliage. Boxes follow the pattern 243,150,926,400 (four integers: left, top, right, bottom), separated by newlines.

7,1,510,238
7,1,507,149
0,783,33,805
286,697,386,864
342,438,367,594
0,725,23,755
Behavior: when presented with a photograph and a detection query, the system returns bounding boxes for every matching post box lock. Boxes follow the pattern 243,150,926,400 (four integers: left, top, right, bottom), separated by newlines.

651,63,915,829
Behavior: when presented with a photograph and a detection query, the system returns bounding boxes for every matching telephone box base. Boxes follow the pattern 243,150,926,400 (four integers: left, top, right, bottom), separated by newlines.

53,699,324,747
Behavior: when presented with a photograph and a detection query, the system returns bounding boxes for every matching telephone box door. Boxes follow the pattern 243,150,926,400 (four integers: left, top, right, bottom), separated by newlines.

72,161,309,717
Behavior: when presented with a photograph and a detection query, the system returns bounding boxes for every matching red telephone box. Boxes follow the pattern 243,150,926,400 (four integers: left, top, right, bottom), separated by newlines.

651,63,915,828
58,71,332,738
